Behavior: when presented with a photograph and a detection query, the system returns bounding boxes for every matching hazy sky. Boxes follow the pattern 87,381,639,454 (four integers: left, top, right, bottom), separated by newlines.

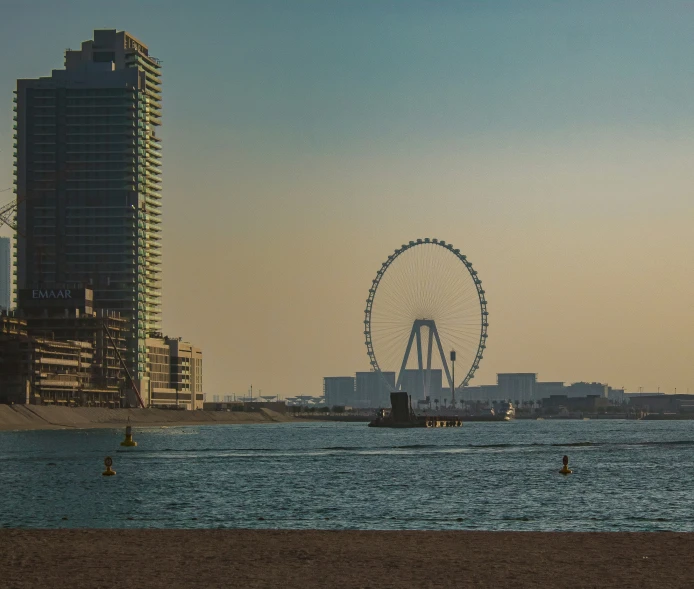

1,1,693,397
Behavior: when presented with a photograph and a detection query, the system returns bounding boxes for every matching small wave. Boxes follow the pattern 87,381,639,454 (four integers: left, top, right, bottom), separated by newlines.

113,438,694,456
624,516,673,522
318,444,439,451
157,447,280,453
639,440,694,447
551,442,596,447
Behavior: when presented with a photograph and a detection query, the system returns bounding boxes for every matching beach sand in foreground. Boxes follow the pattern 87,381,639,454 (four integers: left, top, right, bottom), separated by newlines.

1,529,691,588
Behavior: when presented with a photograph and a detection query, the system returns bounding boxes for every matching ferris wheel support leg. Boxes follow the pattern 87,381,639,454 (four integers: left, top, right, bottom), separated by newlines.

415,326,425,400
425,328,434,400
396,324,418,391
433,324,453,390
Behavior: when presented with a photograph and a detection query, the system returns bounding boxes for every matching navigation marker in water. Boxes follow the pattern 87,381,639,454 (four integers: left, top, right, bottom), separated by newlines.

102,456,116,476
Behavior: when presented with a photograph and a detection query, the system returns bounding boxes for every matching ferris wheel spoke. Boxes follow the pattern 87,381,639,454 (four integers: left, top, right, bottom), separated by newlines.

437,317,479,330
373,283,415,317
437,301,484,319
444,337,482,350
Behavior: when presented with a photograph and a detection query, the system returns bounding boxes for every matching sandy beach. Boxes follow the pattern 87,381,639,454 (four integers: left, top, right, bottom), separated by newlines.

0,405,294,431
1,529,691,588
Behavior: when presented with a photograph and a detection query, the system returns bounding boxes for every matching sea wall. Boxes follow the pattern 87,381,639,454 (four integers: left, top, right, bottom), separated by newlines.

0,405,294,431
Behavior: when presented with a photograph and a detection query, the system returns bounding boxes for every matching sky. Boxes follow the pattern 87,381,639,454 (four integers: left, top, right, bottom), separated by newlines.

1,1,693,397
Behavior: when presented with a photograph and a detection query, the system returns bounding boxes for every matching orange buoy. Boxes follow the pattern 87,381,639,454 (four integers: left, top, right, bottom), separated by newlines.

102,456,116,476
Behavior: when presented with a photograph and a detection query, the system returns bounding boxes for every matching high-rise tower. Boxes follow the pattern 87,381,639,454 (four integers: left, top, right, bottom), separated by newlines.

13,30,162,380
0,237,10,311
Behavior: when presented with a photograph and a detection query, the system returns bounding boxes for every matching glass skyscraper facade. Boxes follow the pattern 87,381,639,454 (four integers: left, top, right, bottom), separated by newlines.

14,30,162,379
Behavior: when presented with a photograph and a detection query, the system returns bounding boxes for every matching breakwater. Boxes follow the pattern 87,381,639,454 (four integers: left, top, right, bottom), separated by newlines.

0,404,293,431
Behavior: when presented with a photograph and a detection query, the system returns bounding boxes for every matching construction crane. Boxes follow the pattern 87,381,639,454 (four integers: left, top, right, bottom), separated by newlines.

102,320,145,409
0,191,19,233
0,194,48,284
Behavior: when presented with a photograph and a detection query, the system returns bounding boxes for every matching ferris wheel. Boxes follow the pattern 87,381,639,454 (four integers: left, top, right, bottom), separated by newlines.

364,238,488,402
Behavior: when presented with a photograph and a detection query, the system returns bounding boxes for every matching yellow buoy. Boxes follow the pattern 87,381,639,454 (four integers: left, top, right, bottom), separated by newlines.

102,456,116,476
559,454,572,475
120,422,137,447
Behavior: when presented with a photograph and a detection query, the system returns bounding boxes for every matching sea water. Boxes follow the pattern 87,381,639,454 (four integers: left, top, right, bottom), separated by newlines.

1,420,693,531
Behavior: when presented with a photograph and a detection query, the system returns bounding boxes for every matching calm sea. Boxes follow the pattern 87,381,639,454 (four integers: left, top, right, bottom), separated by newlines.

1,420,693,531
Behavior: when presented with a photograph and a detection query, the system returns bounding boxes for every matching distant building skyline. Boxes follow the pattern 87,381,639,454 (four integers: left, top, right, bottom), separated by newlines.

323,369,627,407
463,374,624,404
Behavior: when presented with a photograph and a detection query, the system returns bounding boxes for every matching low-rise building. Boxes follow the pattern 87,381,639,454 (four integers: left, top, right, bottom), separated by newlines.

536,381,566,398
1,287,202,408
145,335,204,409
324,376,355,407
541,394,609,413
460,384,501,403
399,369,442,403
624,392,663,401
627,394,694,414
356,370,395,407
497,373,536,403
0,286,129,406
566,382,608,398
15,287,129,396
323,371,397,408
608,387,625,403
0,313,121,406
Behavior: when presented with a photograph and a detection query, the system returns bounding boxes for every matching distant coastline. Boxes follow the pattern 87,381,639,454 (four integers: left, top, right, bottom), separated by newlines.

0,405,296,432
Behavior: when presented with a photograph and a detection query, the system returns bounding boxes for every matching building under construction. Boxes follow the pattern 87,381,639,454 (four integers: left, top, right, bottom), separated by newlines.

17,288,128,391
0,287,129,406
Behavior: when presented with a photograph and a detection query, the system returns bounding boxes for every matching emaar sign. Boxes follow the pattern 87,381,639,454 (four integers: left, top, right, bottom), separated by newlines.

17,288,88,311
31,289,72,299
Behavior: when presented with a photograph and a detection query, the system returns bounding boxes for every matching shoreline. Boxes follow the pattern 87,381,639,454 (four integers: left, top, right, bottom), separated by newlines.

1,530,692,588
0,404,297,432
